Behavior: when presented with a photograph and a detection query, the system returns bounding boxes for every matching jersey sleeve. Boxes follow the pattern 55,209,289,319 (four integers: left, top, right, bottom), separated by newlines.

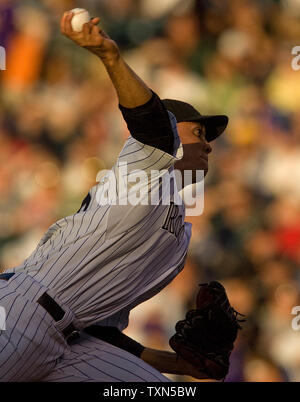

119,91,176,155
94,111,182,213
116,110,183,175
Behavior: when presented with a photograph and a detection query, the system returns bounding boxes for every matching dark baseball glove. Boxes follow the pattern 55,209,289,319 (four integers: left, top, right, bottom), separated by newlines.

169,281,245,380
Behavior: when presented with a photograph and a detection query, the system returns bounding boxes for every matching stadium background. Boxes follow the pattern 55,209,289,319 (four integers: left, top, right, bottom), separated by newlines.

0,0,300,381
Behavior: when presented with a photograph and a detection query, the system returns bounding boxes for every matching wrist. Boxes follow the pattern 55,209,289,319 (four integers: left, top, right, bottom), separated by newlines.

96,45,121,66
101,52,121,68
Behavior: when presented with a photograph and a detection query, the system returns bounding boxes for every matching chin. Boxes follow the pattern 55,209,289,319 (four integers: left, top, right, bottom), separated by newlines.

174,160,208,184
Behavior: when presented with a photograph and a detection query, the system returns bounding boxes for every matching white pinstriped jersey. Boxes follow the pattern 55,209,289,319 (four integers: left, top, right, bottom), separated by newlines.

7,112,192,330
0,271,170,381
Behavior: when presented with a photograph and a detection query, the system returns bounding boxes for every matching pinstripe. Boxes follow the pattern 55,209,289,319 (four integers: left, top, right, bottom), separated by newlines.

8,309,49,379
1,130,190,381
20,319,56,380
71,358,124,381
0,289,17,299
119,144,145,158
68,212,169,306
37,209,100,283
59,216,73,250
73,211,89,243
105,221,173,282
63,243,132,305
120,138,135,151
48,231,106,292
81,353,146,381
125,148,156,166
123,235,181,292
0,292,22,322
56,230,107,290
144,242,186,287
47,219,66,251
68,237,178,322
33,246,70,283
72,365,90,379
146,154,174,171
46,375,74,381
50,337,167,382
86,345,166,381
110,204,167,249
21,279,36,298
64,205,168,306
27,331,59,380
4,303,40,378
0,275,69,382
52,219,67,251
0,298,29,357
46,206,110,288
26,218,69,275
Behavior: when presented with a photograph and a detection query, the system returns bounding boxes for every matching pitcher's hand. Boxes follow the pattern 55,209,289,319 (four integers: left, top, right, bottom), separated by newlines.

60,12,120,63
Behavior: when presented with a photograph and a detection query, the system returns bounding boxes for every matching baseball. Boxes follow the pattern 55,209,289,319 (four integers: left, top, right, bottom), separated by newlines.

69,8,91,32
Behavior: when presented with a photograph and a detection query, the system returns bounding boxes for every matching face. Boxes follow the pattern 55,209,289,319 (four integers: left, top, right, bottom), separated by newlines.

175,121,212,182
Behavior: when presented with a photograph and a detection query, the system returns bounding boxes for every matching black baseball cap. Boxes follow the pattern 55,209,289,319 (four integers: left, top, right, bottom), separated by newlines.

162,99,228,142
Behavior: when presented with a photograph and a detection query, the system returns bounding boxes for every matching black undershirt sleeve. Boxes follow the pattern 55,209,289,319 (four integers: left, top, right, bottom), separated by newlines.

119,92,175,155
84,325,145,358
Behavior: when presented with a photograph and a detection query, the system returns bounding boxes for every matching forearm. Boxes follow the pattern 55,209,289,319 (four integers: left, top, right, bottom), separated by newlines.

141,347,210,379
61,12,152,109
61,11,175,155
100,54,175,154
141,348,183,375
84,326,211,380
100,54,152,108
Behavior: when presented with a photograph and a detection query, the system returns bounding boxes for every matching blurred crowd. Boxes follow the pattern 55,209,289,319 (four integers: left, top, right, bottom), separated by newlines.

1,0,300,382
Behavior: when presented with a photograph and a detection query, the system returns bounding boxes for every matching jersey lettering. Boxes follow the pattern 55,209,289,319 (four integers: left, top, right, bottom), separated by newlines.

162,202,185,243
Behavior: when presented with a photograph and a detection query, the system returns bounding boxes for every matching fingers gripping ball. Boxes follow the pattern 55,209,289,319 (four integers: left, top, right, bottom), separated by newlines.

69,8,91,32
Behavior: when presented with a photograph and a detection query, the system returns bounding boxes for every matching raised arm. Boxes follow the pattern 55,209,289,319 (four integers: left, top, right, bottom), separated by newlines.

60,12,175,155
61,12,152,108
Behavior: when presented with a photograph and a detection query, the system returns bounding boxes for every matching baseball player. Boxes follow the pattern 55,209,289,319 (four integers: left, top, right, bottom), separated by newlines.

40,281,244,382
0,12,229,382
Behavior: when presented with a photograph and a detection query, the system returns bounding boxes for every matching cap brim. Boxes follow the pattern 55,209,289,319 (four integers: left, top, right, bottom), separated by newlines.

192,115,228,142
